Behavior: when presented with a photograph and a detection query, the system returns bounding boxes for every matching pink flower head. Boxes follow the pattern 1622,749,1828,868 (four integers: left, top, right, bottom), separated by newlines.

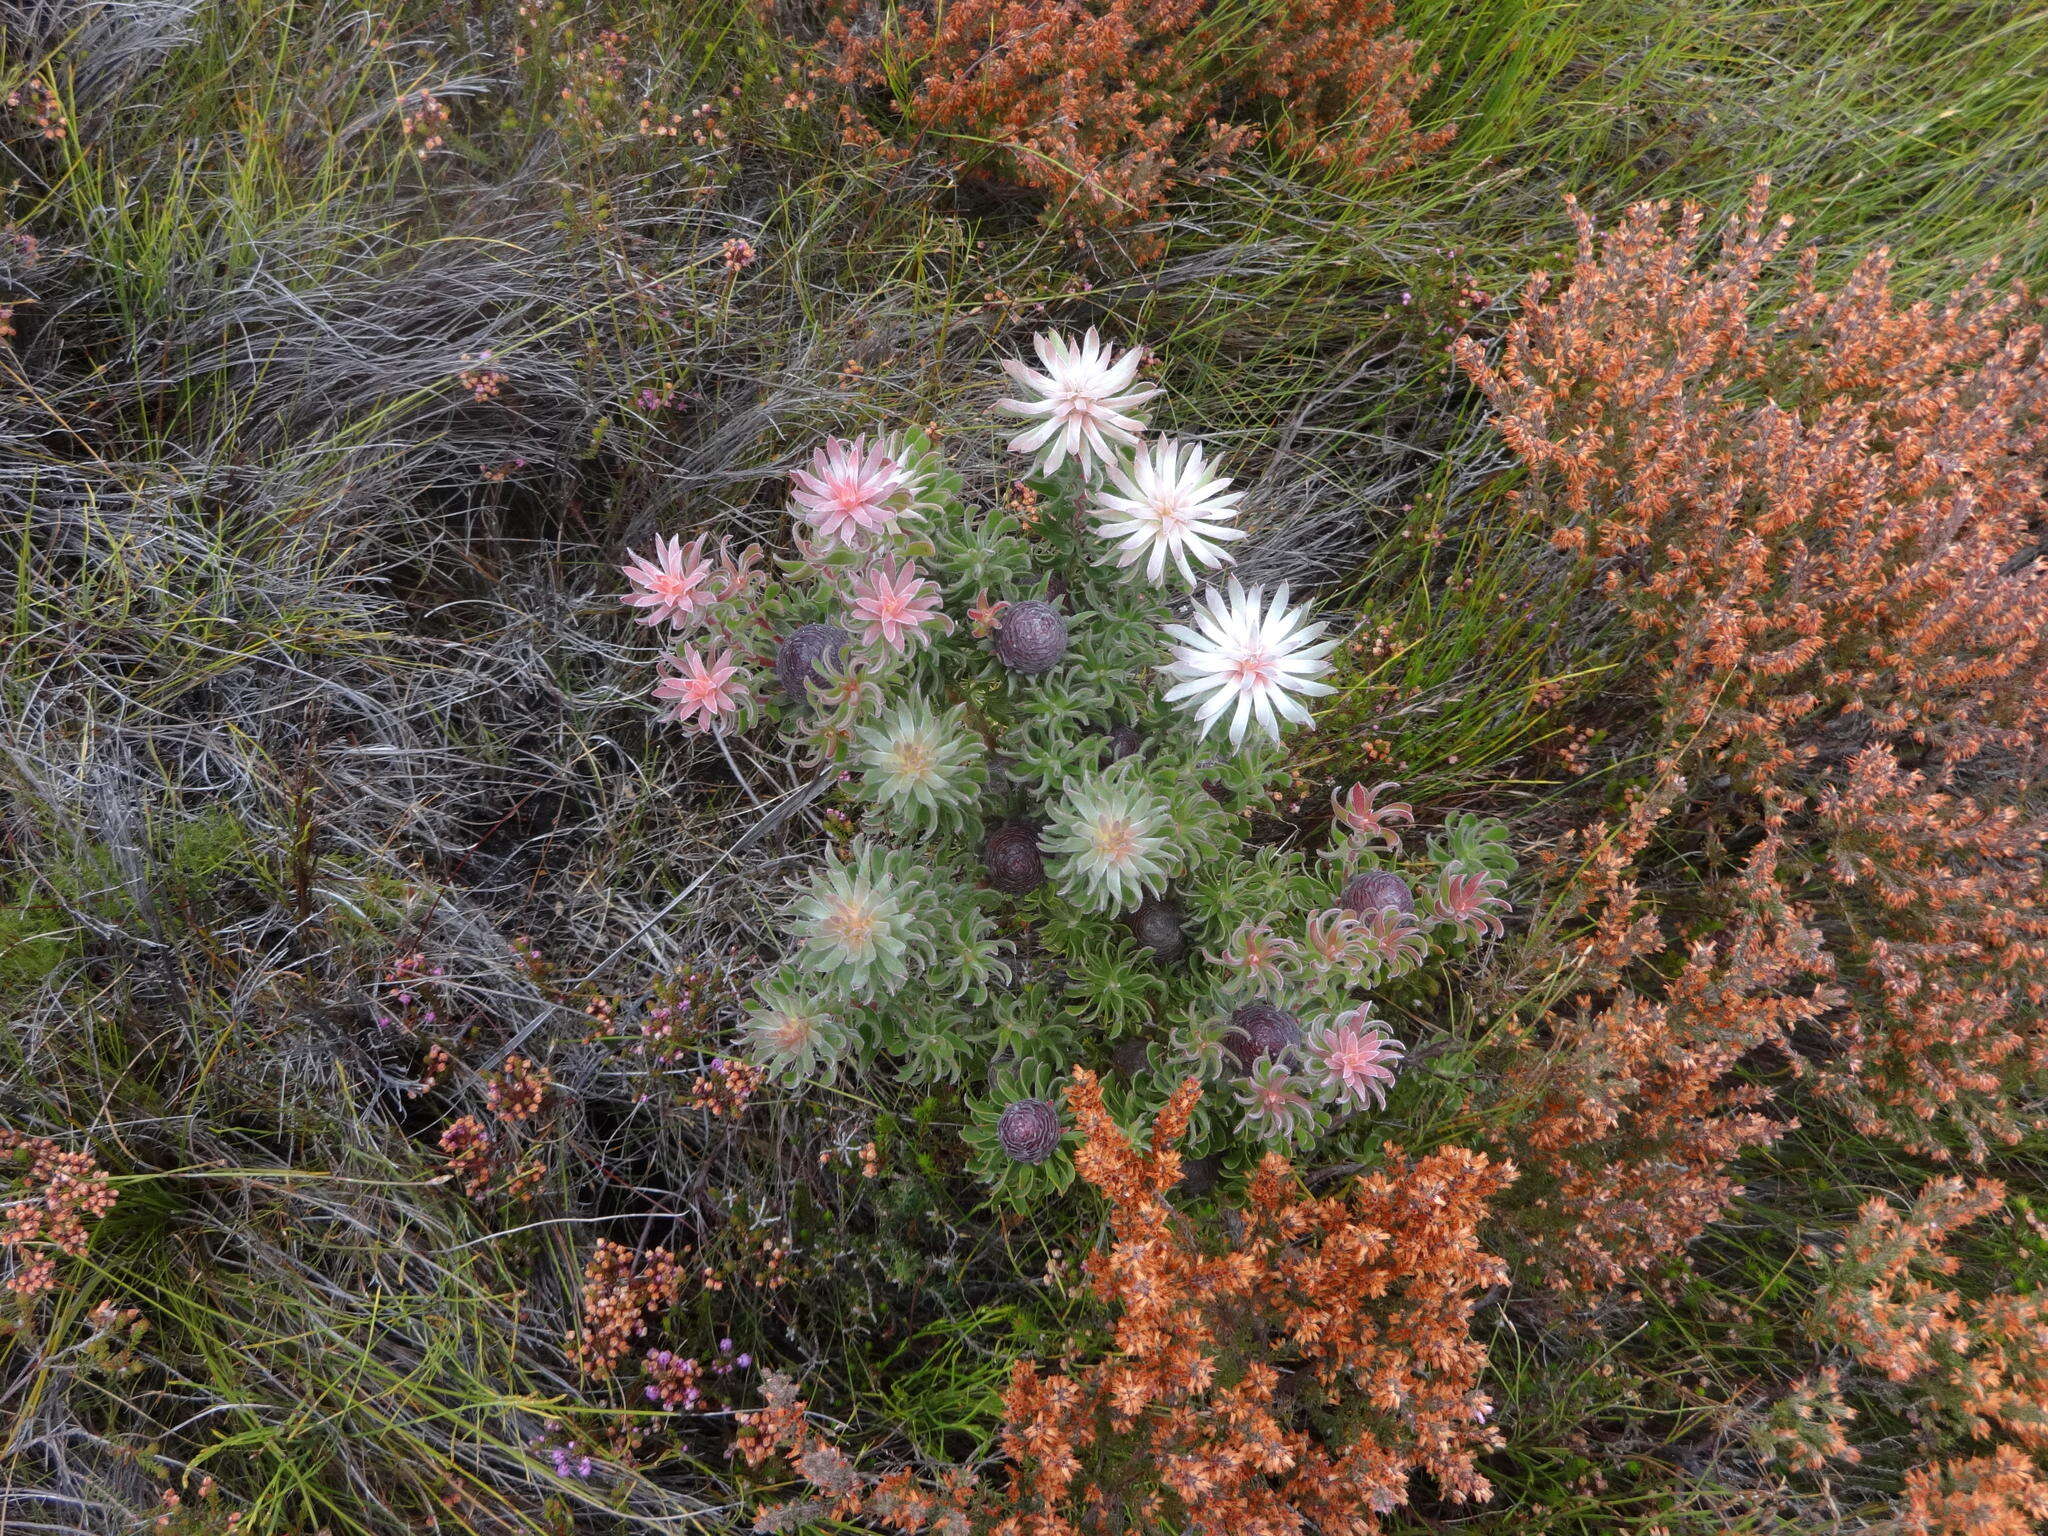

1305,1007,1406,1113
1433,867,1510,942
1301,908,1363,975
1333,782,1414,849
966,589,1008,639
1202,919,1300,994
708,537,767,610
654,646,748,732
789,436,916,548
1349,904,1429,977
1234,1057,1321,1145
848,558,950,654
620,533,715,630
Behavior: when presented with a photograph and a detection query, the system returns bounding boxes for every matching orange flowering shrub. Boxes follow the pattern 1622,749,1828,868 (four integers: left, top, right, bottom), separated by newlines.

819,0,1450,249
735,1070,1511,1535
1492,824,1829,1291
1452,182,2048,1255
1,1128,118,1303
736,1370,980,1535
1897,1448,2048,1536
568,1239,685,1377
995,1069,1510,1536
1751,1367,1860,1475
1813,1177,2048,1452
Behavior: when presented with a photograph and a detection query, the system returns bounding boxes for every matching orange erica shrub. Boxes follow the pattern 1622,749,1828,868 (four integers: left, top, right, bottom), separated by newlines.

737,1070,1512,1535
1810,1181,2048,1531
996,1070,1510,1536
568,1239,684,1377
1494,820,1832,1291
1454,185,2048,1205
1897,1448,2048,1536
1813,1178,2048,1453
1,1128,118,1304
819,0,1450,249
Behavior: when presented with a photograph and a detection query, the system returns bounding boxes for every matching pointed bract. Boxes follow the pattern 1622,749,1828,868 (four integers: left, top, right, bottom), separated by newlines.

1304,1007,1407,1112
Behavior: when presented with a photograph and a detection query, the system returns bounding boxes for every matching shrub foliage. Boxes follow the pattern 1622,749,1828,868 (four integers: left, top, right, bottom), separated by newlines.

1453,184,2048,1308
818,0,1451,249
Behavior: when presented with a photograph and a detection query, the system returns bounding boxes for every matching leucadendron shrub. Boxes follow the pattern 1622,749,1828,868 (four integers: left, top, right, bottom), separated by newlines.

621,329,1515,1202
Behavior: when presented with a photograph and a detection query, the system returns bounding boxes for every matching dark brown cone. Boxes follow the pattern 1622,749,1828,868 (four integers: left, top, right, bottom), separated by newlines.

993,600,1067,675
1110,1036,1152,1080
1174,1153,1222,1198
1226,1002,1301,1071
1339,870,1416,919
1125,897,1185,964
996,1098,1062,1163
1100,723,1144,764
984,824,1047,895
775,624,849,703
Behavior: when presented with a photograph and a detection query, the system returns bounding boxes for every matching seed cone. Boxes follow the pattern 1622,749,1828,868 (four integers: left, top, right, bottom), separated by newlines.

996,1098,1062,1163
1125,897,1185,963
1340,870,1416,919
1226,1002,1301,1071
984,823,1047,895
993,600,1067,675
1101,723,1143,764
775,624,849,703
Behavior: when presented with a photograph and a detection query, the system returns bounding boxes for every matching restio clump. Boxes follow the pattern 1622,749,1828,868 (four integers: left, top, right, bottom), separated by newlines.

619,331,1517,1203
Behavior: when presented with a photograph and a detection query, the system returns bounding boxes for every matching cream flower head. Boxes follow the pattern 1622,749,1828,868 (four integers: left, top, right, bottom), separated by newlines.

1161,580,1339,745
1090,438,1246,586
1040,770,1176,913
855,699,984,833
792,844,929,996
996,328,1158,480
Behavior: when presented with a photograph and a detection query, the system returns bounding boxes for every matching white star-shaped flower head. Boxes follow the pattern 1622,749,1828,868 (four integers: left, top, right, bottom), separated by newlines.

1161,580,1339,746
996,328,1158,480
1090,438,1247,587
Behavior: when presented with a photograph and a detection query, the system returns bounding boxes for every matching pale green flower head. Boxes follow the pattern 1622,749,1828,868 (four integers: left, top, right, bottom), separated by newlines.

1040,768,1176,914
855,698,983,834
792,842,930,997
743,973,857,1086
